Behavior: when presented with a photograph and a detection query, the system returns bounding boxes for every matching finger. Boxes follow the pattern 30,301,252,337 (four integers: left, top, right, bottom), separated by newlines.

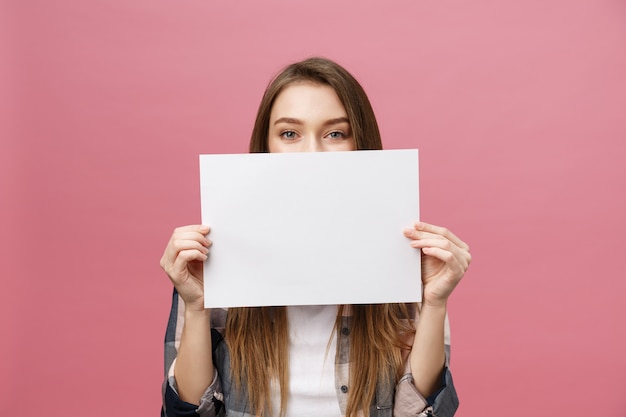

171,231,212,247
412,222,470,251
165,225,211,259
421,247,465,276
173,224,210,235
162,239,211,272
170,249,207,279
412,238,471,270
171,239,210,255
403,228,446,241
410,238,457,252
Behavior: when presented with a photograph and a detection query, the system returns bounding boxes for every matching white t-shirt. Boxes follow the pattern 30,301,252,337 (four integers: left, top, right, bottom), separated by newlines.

271,305,342,417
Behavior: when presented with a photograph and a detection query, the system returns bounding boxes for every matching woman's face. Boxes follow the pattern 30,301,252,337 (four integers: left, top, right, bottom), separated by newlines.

267,82,356,153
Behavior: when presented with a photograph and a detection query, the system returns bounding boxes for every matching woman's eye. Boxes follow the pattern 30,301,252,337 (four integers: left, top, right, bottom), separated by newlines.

327,131,345,140
280,131,297,140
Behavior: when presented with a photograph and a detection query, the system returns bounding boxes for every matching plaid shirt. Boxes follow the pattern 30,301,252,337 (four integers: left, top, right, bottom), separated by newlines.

161,290,459,417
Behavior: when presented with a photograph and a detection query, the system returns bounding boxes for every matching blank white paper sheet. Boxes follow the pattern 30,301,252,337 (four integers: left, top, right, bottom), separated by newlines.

200,149,421,308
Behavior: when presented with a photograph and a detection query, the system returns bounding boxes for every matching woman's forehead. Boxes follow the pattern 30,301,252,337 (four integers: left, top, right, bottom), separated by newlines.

270,83,348,123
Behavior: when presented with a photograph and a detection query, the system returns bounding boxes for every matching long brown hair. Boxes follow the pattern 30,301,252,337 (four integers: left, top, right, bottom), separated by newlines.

249,57,383,153
227,57,415,417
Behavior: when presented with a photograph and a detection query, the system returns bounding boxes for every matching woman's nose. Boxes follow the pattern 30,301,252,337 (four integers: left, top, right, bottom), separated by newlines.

303,137,322,152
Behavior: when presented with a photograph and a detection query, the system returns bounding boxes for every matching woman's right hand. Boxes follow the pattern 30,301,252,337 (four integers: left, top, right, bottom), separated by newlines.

160,225,212,312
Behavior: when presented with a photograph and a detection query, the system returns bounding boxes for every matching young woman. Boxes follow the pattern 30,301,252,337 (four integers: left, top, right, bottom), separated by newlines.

160,57,471,417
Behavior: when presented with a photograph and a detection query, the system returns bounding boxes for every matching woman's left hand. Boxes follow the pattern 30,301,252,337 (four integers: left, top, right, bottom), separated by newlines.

403,222,471,308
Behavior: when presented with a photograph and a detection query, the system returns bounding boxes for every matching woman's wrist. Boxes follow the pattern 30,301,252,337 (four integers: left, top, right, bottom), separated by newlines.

184,306,211,322
421,298,448,312
418,301,447,323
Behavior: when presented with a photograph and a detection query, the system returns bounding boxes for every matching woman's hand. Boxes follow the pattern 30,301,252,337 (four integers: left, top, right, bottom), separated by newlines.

403,222,471,308
161,225,215,404
160,225,212,312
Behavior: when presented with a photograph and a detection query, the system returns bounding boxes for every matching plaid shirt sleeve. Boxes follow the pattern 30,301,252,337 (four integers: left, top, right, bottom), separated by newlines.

161,289,226,417
393,311,459,417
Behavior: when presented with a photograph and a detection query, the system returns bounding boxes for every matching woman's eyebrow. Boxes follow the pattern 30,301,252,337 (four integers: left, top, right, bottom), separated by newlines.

273,117,303,125
273,117,350,126
322,117,350,127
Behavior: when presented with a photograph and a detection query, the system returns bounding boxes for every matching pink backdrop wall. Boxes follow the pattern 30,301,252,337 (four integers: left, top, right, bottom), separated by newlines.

2,0,625,415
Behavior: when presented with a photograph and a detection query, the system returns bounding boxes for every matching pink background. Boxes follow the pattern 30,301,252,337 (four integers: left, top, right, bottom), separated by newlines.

2,0,625,415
